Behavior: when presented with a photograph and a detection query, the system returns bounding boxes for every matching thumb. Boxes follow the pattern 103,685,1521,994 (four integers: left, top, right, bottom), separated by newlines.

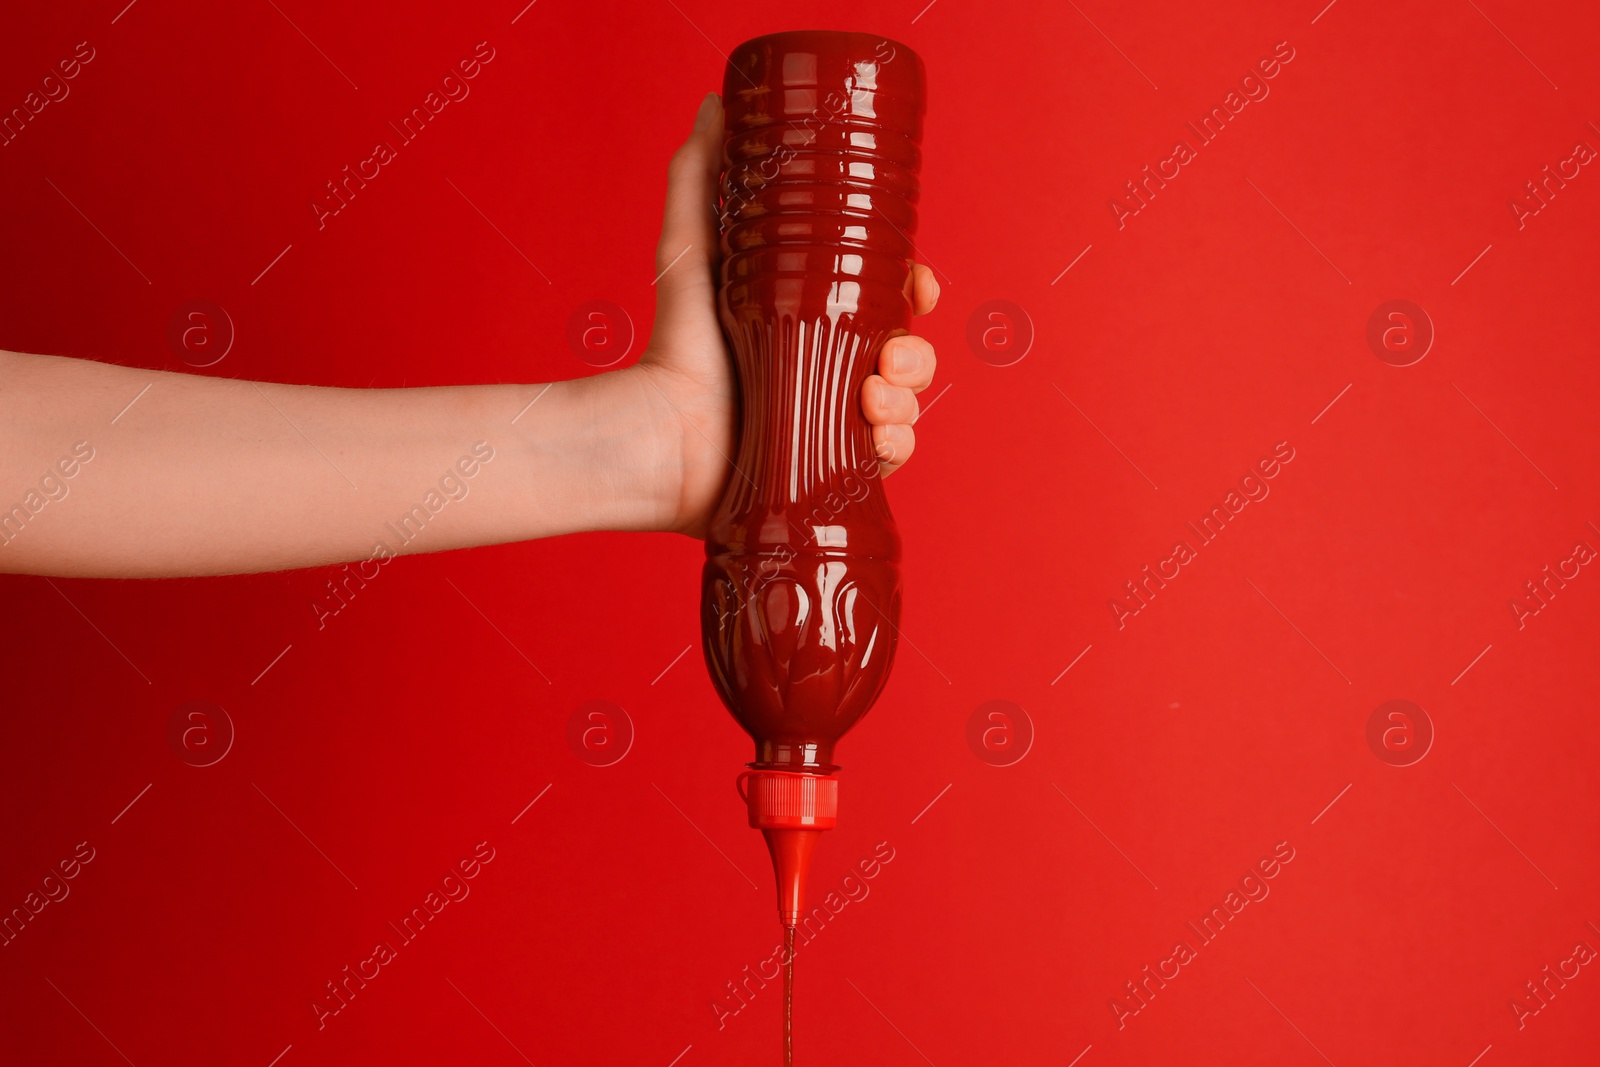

653,92,723,327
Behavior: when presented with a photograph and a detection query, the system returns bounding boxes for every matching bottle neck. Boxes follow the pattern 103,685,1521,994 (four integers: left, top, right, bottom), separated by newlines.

751,740,837,773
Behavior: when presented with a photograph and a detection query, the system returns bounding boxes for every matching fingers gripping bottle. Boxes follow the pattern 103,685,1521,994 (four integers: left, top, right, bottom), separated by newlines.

700,30,926,936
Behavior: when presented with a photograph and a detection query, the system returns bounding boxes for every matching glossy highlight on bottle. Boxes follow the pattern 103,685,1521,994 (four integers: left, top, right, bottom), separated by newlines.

699,27,926,942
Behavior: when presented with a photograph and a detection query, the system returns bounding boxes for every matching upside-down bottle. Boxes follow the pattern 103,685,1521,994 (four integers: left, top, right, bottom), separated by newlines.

700,29,925,936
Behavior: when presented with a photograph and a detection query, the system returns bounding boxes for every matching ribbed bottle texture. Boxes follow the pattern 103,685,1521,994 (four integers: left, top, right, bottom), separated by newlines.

739,771,840,829
701,32,925,774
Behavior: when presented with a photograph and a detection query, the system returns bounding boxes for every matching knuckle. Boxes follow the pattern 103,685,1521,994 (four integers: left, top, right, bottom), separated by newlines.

668,143,704,180
863,377,886,416
877,424,914,467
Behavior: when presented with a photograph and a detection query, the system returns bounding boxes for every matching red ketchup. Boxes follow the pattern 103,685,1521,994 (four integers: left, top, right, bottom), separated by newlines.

700,29,925,948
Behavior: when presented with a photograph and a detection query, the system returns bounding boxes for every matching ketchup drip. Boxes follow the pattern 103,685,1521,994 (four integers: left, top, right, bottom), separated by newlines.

700,29,926,1063
784,925,796,1066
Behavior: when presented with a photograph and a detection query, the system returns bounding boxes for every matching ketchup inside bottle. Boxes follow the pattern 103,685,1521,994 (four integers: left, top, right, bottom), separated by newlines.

702,28,924,781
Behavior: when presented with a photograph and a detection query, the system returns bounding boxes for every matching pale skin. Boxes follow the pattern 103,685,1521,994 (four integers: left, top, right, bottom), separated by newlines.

0,93,938,579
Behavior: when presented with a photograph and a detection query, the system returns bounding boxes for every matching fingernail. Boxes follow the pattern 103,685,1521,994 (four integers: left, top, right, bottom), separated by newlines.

694,92,720,132
889,343,909,376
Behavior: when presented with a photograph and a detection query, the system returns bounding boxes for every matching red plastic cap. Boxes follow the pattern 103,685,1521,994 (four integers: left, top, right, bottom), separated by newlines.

737,771,839,927
738,770,838,830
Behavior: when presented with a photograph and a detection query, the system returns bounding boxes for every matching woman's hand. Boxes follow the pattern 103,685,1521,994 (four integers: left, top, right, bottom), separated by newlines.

0,92,937,577
622,92,940,539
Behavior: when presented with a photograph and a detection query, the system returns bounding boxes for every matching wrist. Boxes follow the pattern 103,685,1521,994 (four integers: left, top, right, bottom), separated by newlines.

522,367,683,536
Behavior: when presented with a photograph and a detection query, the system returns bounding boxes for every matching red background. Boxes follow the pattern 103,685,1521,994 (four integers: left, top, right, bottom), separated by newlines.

3,1,1598,1064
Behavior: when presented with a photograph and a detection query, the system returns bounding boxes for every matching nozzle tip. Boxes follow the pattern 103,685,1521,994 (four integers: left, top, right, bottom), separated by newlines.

763,828,822,929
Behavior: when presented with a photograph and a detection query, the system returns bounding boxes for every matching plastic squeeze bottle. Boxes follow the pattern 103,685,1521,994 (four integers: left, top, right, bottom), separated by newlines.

699,27,925,1064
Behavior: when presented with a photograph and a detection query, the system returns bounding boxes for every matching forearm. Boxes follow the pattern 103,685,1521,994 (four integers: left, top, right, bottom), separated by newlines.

0,350,675,577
